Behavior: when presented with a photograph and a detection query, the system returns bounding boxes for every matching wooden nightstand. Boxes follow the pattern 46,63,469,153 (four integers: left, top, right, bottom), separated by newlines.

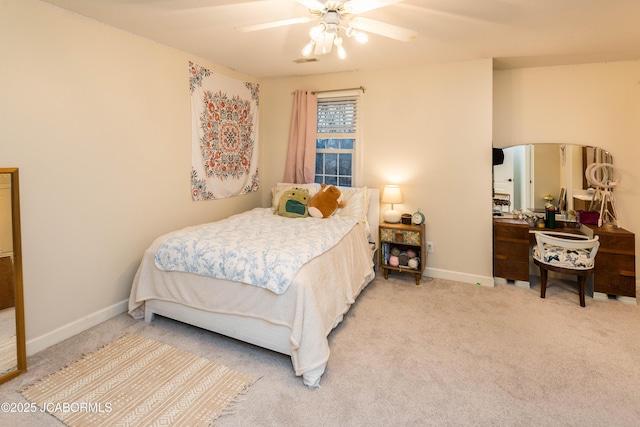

379,222,426,285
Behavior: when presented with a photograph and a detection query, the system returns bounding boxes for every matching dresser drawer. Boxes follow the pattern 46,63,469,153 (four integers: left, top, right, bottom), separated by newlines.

584,224,636,297
594,272,636,297
494,259,529,282
380,228,421,245
493,218,531,282
494,221,529,242
494,239,530,261
593,252,636,297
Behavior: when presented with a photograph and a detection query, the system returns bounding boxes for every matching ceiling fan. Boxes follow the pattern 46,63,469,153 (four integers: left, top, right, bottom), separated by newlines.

236,0,417,59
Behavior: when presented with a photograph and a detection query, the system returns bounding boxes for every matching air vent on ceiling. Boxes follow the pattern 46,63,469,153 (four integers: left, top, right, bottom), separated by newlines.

294,58,319,63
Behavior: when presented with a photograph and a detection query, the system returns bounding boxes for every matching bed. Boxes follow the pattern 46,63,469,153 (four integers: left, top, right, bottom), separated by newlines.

128,185,379,387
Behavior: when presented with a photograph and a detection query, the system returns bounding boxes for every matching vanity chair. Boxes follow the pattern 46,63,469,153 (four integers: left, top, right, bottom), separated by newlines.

532,232,600,307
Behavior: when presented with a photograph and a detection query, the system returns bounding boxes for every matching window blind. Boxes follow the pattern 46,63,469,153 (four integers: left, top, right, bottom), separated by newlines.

317,96,357,133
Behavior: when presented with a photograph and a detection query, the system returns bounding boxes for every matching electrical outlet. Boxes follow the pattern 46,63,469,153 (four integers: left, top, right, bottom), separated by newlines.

426,242,434,253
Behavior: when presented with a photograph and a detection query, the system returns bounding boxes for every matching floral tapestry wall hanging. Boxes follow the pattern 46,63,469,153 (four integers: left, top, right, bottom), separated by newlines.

190,61,259,200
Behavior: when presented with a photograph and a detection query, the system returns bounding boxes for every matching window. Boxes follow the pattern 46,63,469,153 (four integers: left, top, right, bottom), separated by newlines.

315,95,359,187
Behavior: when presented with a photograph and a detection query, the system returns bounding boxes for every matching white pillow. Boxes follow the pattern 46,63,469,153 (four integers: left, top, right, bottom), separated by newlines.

336,186,368,222
335,186,372,238
271,183,320,209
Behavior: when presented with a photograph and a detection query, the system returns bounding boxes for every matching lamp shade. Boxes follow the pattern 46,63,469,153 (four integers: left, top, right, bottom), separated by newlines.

382,185,403,204
382,185,403,223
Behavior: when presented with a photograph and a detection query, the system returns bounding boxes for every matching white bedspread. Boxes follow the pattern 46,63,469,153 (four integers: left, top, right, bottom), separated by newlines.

154,208,358,294
129,220,374,382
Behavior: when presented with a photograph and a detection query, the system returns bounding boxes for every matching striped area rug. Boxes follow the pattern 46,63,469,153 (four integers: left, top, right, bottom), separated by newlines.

22,334,256,426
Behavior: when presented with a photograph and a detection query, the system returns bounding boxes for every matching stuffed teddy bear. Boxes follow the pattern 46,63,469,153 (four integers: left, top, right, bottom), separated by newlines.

277,187,310,218
308,184,345,218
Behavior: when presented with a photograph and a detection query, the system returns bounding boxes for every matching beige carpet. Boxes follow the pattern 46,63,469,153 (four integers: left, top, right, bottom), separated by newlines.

21,334,256,427
1,272,639,426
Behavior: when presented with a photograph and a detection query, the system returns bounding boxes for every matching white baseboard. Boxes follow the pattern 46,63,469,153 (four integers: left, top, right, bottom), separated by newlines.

424,267,495,288
616,296,637,305
26,299,129,356
593,292,637,305
593,292,609,301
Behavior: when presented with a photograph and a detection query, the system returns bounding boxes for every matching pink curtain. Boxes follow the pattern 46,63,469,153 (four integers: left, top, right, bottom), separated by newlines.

283,90,317,183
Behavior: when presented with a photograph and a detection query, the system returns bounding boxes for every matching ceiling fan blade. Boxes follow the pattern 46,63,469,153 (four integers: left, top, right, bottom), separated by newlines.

344,0,404,14
296,0,326,11
349,17,417,42
235,16,314,32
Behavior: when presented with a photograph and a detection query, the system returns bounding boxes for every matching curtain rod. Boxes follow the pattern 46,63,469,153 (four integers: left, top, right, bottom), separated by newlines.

291,86,366,95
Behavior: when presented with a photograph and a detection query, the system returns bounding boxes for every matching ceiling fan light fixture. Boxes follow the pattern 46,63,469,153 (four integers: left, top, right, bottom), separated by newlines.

335,38,347,59
309,22,326,41
238,0,416,60
320,36,332,54
313,28,336,55
325,23,338,35
346,26,369,44
337,45,347,59
302,40,316,57
303,24,349,59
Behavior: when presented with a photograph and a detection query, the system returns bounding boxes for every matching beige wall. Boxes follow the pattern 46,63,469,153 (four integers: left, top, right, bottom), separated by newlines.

532,144,561,210
1,0,262,351
260,59,495,284
494,61,640,291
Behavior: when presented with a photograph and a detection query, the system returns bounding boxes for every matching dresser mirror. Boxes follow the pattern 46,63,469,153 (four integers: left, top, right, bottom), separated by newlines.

0,168,26,384
493,144,613,214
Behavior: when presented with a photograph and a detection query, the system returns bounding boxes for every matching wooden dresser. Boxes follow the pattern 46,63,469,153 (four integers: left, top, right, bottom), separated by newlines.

584,224,636,297
493,218,636,298
493,218,530,283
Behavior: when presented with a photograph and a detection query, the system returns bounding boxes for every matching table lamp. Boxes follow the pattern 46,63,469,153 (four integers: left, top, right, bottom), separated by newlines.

382,184,403,223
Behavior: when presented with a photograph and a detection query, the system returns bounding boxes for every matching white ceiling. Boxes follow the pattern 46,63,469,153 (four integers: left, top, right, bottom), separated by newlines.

40,0,640,79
